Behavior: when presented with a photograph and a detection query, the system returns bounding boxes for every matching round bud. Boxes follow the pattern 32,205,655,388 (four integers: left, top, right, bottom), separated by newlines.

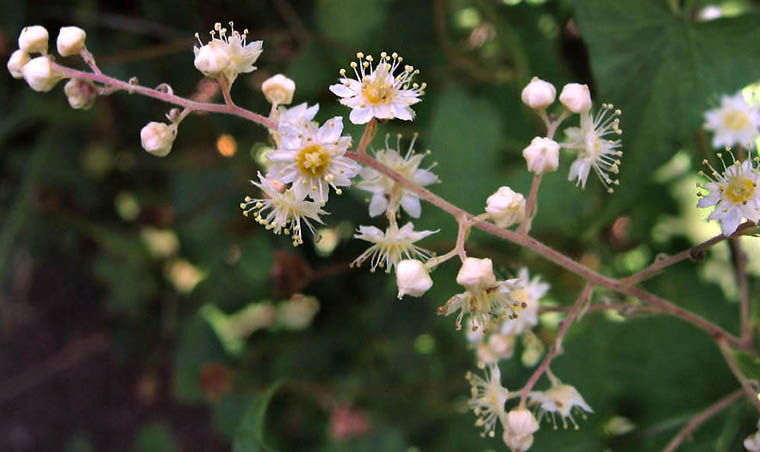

262,74,296,106
277,294,320,330
57,26,87,57
7,50,30,79
140,122,176,157
522,136,560,175
488,333,515,359
18,25,49,54
64,78,97,110
521,76,556,109
456,257,496,293
485,186,525,229
505,408,539,439
396,259,433,299
22,56,62,92
559,83,592,113
193,41,231,77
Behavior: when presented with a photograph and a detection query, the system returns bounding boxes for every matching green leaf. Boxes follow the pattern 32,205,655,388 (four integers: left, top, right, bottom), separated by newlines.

730,348,760,382
172,315,226,402
232,382,282,452
132,422,178,452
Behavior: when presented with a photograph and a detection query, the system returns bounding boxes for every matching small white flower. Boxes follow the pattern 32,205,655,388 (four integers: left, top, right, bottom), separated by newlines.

522,137,559,175
140,122,176,157
746,431,760,452
7,49,30,79
500,268,548,336
503,408,539,452
704,92,760,149
456,257,497,293
276,102,319,129
64,78,97,110
356,134,438,218
559,83,591,113
466,365,509,438
564,104,623,192
697,153,760,236
18,25,49,55
193,21,263,85
22,56,62,92
267,116,360,203
486,186,525,229
240,172,327,246
262,74,296,106
521,77,556,110
329,51,426,124
352,223,437,273
529,383,593,430
57,26,86,57
396,259,433,299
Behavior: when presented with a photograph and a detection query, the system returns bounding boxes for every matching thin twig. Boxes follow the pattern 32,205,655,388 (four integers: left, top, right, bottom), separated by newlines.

663,388,743,452
518,174,541,235
729,238,752,345
717,340,760,412
356,118,377,156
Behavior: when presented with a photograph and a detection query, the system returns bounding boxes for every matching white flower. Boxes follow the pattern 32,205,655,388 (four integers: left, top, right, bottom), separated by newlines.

57,26,86,57
267,116,360,203
262,74,296,106
503,408,539,452
466,365,509,438
500,268,548,336
7,50,30,79
456,257,497,293
486,186,525,228
704,92,760,149
22,56,62,92
396,259,433,299
329,51,425,124
564,103,623,192
529,383,592,430
240,172,327,246
352,223,437,273
440,270,522,332
746,432,760,451
521,77,556,109
18,25,49,54
559,83,591,113
140,122,176,157
64,78,97,110
356,134,438,218
276,102,319,129
193,22,263,85
522,137,559,175
697,154,760,236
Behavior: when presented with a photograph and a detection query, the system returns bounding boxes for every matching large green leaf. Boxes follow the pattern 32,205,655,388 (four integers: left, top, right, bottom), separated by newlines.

232,382,282,452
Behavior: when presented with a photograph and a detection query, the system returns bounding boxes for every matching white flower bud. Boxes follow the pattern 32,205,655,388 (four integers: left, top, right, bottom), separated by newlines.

22,56,62,92
64,78,97,110
396,259,433,299
559,83,592,113
746,432,760,452
193,41,231,78
18,25,49,54
522,136,560,175
456,257,496,293
277,294,320,330
521,76,556,109
262,74,296,106
7,50,30,79
140,122,176,157
504,408,539,451
485,186,525,228
503,430,535,452
57,26,86,57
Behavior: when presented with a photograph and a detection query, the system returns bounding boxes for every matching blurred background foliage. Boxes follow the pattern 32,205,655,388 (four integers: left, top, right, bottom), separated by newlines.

2,0,760,451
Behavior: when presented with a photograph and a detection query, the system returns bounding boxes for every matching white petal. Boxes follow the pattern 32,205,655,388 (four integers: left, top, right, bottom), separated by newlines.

349,106,374,124
329,83,356,98
368,193,388,217
721,209,741,236
400,194,422,218
391,103,414,121
317,116,344,143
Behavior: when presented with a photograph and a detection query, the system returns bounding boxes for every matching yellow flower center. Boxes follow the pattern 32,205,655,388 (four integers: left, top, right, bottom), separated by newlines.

723,110,749,131
362,77,392,105
726,176,755,203
296,145,330,177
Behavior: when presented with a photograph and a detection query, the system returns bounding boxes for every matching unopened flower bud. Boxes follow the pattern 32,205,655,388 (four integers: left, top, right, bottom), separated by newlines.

504,408,539,451
521,77,556,109
522,136,560,175
396,259,433,299
22,56,62,92
559,83,592,113
140,122,176,157
64,78,97,110
486,186,525,228
57,26,86,57
18,25,49,54
456,257,496,293
7,50,30,79
193,41,231,78
262,74,296,106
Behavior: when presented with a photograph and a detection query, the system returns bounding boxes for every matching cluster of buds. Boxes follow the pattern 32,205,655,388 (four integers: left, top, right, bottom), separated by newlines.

8,25,86,93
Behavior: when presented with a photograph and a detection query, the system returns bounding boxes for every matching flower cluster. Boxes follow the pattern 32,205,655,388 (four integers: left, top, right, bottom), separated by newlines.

193,22,263,86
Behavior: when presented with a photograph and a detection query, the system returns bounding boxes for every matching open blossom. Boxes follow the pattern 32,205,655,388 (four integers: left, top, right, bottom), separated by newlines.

356,134,438,218
352,223,437,273
241,172,327,246
466,365,509,438
267,116,360,203
330,52,425,124
697,153,760,236
529,382,592,430
704,92,760,149
563,103,623,192
194,22,262,85
271,102,320,149
500,268,548,336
